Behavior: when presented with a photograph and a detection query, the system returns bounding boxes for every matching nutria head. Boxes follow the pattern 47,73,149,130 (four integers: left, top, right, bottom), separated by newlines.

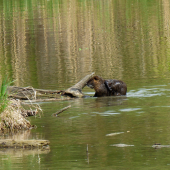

86,76,105,89
86,76,109,97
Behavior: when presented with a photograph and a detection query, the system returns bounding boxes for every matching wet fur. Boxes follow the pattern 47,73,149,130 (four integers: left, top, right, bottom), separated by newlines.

86,76,127,97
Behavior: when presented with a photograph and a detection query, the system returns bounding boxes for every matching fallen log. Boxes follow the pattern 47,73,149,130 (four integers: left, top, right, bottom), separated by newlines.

64,72,95,97
7,86,64,100
7,73,95,100
0,139,50,149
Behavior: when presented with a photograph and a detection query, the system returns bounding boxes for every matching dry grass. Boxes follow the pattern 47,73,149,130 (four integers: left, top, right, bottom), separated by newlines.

0,99,42,132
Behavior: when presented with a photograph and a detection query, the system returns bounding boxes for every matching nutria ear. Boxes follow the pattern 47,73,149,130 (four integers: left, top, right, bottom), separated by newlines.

94,76,99,80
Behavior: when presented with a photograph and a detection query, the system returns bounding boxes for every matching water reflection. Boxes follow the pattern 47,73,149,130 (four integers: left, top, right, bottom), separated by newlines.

1,0,170,89
89,96,127,108
0,131,50,169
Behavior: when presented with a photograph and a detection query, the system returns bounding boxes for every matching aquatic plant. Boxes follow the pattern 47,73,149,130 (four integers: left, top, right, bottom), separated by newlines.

0,77,11,113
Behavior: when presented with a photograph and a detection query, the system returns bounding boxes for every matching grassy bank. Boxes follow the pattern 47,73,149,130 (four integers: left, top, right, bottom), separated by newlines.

0,78,41,132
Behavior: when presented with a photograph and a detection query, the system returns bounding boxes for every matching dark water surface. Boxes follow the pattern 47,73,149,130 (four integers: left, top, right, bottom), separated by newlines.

1,0,170,169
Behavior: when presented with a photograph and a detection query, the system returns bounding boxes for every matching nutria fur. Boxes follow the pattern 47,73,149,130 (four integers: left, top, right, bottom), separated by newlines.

86,76,127,97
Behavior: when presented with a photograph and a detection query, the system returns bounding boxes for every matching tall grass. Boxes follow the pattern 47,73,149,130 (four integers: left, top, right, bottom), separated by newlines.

0,77,11,113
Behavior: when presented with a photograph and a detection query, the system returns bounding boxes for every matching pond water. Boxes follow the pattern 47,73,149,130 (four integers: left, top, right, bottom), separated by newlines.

1,0,170,169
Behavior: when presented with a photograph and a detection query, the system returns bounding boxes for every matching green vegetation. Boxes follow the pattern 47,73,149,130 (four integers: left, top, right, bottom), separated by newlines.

0,77,11,113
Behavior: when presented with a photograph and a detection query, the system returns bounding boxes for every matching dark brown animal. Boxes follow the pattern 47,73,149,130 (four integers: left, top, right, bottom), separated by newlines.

86,76,127,97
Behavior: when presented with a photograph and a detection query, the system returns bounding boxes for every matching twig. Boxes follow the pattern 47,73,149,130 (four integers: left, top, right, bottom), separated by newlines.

86,144,89,164
52,105,71,117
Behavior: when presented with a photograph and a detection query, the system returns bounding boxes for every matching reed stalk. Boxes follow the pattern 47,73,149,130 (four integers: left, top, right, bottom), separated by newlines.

0,77,12,113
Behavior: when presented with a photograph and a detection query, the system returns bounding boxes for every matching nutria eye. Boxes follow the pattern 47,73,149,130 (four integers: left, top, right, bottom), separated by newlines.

94,77,98,80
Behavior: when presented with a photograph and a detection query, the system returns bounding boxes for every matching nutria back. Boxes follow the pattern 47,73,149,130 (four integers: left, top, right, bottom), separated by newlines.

86,76,127,97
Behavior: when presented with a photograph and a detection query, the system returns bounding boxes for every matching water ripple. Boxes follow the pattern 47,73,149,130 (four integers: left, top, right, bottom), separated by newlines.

119,108,141,112
91,111,120,116
127,88,169,98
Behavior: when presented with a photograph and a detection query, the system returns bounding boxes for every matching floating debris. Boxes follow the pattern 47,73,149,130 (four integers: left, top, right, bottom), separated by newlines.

106,132,124,136
152,144,170,149
110,144,134,147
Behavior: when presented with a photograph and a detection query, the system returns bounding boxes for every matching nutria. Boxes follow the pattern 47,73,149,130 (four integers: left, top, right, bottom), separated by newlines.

86,76,127,97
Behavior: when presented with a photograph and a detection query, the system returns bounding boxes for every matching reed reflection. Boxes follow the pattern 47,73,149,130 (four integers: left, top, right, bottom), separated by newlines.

0,0,170,89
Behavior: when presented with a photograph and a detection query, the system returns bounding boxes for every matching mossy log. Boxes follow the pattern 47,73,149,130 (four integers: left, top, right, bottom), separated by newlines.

0,139,50,149
7,73,95,101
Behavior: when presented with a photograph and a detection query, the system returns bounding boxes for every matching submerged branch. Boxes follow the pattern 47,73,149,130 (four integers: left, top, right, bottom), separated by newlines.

53,105,71,116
